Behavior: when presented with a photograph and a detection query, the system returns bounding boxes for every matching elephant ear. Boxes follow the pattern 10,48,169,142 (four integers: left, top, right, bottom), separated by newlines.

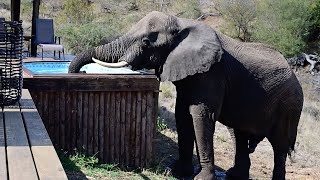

160,20,223,82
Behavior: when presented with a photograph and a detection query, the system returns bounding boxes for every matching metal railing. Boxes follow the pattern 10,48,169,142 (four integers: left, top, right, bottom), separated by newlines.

0,21,23,107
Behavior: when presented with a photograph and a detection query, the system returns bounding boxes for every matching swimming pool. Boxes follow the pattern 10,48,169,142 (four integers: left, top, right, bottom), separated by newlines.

23,61,142,74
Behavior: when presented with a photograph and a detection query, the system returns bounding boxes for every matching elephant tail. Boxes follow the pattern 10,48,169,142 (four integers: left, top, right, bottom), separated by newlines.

288,138,297,163
287,110,301,163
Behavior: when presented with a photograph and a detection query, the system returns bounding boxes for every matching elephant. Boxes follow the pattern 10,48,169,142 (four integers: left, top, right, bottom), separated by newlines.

69,11,304,180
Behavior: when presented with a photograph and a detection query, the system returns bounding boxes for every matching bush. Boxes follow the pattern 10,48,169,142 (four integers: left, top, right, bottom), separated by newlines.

216,0,256,41
308,1,320,41
57,12,143,55
169,0,201,19
61,0,94,24
57,23,120,55
252,0,312,57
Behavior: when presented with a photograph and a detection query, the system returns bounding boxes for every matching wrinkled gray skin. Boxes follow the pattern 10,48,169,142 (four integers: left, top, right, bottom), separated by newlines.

69,11,304,180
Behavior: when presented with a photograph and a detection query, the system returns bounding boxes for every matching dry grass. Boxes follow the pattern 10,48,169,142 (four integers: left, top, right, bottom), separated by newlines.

0,9,10,20
159,82,176,100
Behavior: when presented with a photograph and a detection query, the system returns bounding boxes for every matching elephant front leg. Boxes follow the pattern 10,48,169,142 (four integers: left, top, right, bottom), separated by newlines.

190,104,215,180
172,95,195,178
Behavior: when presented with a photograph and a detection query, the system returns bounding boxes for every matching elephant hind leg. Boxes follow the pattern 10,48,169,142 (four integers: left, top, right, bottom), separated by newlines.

267,110,299,180
268,135,288,180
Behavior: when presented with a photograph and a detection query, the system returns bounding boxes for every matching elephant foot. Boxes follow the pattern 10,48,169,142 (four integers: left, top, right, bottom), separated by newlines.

226,166,249,180
169,160,194,179
194,167,215,180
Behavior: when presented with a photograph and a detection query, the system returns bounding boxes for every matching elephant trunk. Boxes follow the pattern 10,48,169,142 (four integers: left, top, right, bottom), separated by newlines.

68,36,133,73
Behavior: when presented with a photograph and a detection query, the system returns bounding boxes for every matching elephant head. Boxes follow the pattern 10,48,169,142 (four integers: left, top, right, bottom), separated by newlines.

69,11,223,82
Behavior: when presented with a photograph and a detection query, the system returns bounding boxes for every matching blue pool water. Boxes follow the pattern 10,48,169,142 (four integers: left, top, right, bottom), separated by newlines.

23,61,142,74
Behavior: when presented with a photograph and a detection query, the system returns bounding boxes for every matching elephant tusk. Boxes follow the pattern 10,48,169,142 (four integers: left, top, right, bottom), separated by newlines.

92,57,129,68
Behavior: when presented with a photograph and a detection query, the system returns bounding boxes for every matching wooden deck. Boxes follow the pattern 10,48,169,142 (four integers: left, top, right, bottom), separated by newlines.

0,89,67,180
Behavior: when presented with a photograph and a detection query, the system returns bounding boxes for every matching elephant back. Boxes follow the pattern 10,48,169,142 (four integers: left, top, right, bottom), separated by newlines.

216,32,292,92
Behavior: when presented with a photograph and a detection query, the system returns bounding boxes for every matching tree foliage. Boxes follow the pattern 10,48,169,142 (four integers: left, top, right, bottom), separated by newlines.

216,0,256,42
252,0,312,57
169,0,201,19
32,0,320,56
309,0,320,40
61,0,94,24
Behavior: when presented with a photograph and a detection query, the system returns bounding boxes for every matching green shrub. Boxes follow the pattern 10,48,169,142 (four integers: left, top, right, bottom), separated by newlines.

169,0,201,19
57,23,120,55
157,117,168,131
61,0,94,24
308,1,320,41
216,0,256,41
252,0,312,57
56,11,143,55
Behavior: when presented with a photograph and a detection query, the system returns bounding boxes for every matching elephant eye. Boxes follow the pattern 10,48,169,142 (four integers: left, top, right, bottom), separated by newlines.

148,32,159,42
142,37,151,46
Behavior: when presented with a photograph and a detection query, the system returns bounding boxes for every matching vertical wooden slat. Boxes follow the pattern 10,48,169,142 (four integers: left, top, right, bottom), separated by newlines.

37,91,43,118
135,92,142,167
125,92,131,167
54,92,61,148
140,93,147,167
48,91,55,145
65,92,71,151
0,110,7,180
83,92,89,153
104,92,110,163
42,92,49,130
64,92,70,151
77,92,83,151
71,92,77,152
153,92,159,137
130,92,137,167
88,92,94,155
120,92,126,166
94,93,100,156
64,91,71,152
146,91,154,166
115,92,121,164
60,91,66,150
64,92,71,151
38,92,43,119
98,92,105,160
109,92,115,162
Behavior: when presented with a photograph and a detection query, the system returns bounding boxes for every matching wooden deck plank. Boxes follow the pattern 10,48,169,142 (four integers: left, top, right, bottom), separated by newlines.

0,109,7,180
22,109,67,180
20,90,67,180
4,109,38,180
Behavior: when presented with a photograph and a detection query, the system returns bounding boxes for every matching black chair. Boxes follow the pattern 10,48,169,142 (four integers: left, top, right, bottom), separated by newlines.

0,18,6,56
0,18,5,42
35,18,65,59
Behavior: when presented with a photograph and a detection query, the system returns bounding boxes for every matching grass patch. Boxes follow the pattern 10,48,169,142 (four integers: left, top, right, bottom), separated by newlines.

157,116,168,131
58,151,175,180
